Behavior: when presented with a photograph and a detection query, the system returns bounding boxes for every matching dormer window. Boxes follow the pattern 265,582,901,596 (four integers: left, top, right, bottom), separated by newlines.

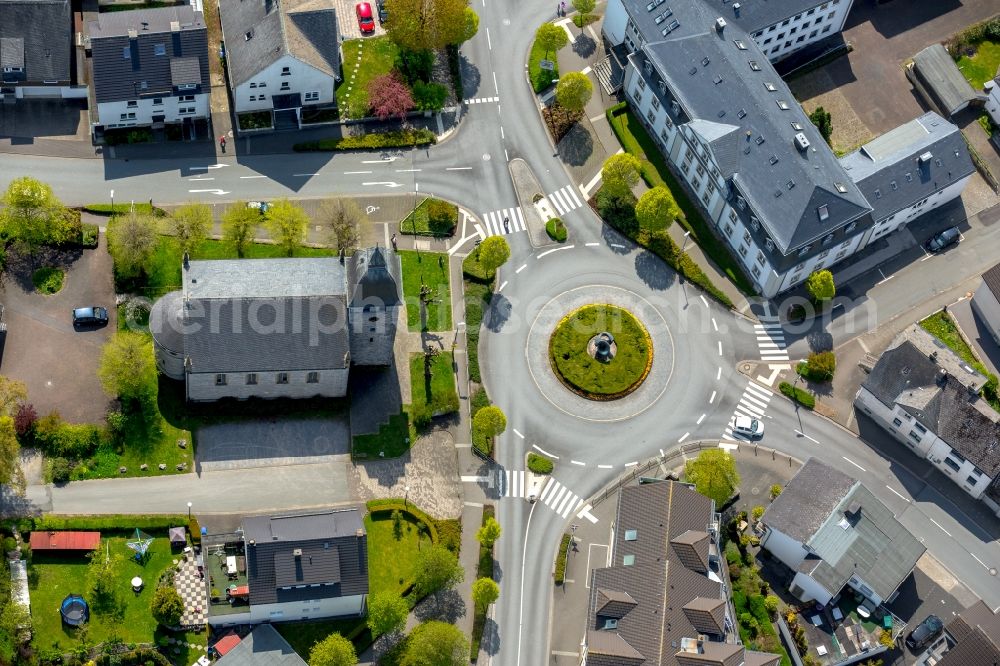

764,82,776,91
624,529,637,541
122,47,131,59
776,100,789,110
791,121,804,131
603,619,619,630
748,60,761,71
734,39,747,49
874,189,881,199
798,244,811,256
245,30,254,40
750,216,760,231
818,204,829,221
835,182,847,193
823,233,834,244
154,44,166,56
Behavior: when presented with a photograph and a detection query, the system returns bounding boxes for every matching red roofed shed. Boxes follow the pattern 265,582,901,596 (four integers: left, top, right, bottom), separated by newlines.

212,633,242,657
29,531,101,552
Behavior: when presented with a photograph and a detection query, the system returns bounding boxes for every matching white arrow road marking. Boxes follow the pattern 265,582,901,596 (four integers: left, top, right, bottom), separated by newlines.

756,366,783,386
188,189,230,195
362,157,397,163
190,164,228,170
239,175,266,179
362,182,403,187
188,177,214,181
576,504,599,524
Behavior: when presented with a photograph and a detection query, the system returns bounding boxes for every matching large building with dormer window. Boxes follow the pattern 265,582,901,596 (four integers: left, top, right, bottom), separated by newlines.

602,0,973,298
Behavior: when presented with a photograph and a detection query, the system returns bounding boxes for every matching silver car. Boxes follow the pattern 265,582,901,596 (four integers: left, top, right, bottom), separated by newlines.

732,415,764,439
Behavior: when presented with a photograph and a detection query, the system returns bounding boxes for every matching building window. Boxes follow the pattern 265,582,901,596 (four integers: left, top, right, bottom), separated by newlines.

723,224,733,237
127,100,138,108
152,98,163,105
660,128,670,144
153,43,166,56
743,230,752,244
280,82,290,91
179,107,195,114
752,264,762,278
282,66,291,75
756,251,765,266
892,417,902,427
913,422,927,434
739,245,749,258
250,82,257,88
122,47,131,59
246,373,257,385
624,529,637,541
943,457,961,472
306,372,319,383
304,91,319,102
632,89,643,104
215,374,227,386
623,554,635,566
950,450,966,463
259,82,267,88
809,29,819,38
647,109,655,124
822,25,831,33
966,475,979,486
277,372,289,384
249,95,256,101
180,95,195,102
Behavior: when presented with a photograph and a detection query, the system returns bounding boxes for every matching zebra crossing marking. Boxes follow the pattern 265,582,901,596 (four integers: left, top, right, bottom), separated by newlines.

546,185,584,215
502,473,586,519
465,96,499,104
720,381,774,446
754,321,789,361
476,207,526,239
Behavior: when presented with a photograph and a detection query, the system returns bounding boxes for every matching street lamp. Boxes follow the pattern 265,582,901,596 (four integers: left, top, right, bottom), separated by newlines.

187,501,192,519
110,189,114,212
404,485,410,508
680,229,691,253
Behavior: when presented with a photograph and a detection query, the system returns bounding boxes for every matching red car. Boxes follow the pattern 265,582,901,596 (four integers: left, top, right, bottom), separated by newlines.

356,2,375,34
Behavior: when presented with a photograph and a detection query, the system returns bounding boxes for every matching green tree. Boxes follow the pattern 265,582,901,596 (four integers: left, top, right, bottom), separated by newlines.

476,236,510,275
473,405,507,439
402,621,468,666
601,153,642,201
385,0,471,50
685,449,740,506
472,577,499,612
460,6,480,43
0,376,27,417
809,106,833,145
0,417,24,494
414,544,464,602
0,176,73,255
98,332,157,405
170,202,212,256
87,550,125,612
366,590,408,638
222,202,261,257
308,632,357,666
150,586,184,627
635,186,681,232
0,597,31,654
107,212,159,279
535,22,568,57
392,509,404,541
805,350,837,381
805,269,836,301
572,0,596,24
265,199,309,256
476,516,502,549
321,198,362,254
555,72,593,112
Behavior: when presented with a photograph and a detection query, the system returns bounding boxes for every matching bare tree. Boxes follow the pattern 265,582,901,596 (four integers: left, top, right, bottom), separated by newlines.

320,198,362,253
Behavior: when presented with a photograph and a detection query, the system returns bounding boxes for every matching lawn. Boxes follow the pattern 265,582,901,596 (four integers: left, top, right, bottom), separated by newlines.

29,535,206,658
920,311,986,370
399,251,453,332
31,267,65,294
336,37,399,119
409,351,459,424
276,618,370,660
606,105,756,296
956,40,1000,90
352,408,416,459
364,511,433,598
72,405,193,481
400,197,459,237
726,543,793,666
120,234,336,298
528,38,559,93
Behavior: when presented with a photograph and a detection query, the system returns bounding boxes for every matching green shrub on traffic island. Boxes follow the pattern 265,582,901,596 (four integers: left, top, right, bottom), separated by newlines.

546,217,568,242
527,452,554,474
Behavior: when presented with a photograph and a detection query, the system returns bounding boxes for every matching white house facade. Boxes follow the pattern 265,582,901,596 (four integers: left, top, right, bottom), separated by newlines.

87,5,210,136
231,54,334,114
987,77,1000,125
855,325,1000,514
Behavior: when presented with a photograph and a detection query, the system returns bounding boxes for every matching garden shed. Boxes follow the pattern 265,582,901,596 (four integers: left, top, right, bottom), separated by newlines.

29,531,100,553
169,526,187,547
909,44,986,116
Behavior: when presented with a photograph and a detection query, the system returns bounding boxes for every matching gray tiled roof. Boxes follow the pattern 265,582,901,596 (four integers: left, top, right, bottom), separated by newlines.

946,600,1000,644
937,629,1000,666
184,258,347,300
216,624,307,666
864,325,987,399
981,261,1000,302
912,44,985,117
0,38,23,69
709,0,827,34
585,481,780,666
839,112,974,223
349,246,402,306
0,0,71,82
623,0,871,256
805,484,925,601
244,509,368,607
170,56,202,86
88,6,208,104
762,458,856,543
219,0,340,88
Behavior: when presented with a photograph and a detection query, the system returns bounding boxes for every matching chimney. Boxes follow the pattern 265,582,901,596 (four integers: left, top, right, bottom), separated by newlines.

127,28,138,39
293,548,302,557
714,17,726,32
930,350,938,363
183,252,190,270
170,20,181,32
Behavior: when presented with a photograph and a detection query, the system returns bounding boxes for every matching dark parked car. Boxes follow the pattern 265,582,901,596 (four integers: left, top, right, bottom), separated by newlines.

905,615,944,650
72,307,109,328
376,0,387,24
356,2,375,34
925,226,960,252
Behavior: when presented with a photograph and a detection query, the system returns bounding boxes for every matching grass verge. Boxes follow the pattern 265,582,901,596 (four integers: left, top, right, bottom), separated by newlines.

335,37,399,118
528,39,558,93
364,510,433,598
399,250,453,332
471,505,495,661
554,534,571,585
956,40,1000,90
31,267,64,294
352,409,415,459
464,280,492,384
409,351,459,426
920,310,999,410
400,197,459,237
606,103,756,296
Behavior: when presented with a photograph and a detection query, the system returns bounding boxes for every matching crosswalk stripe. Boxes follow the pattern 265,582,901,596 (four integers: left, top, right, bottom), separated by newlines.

757,341,782,348
549,485,568,509
540,478,556,502
518,471,525,497
564,186,583,208
745,383,773,400
556,491,578,516
740,392,769,410
738,399,765,416
734,405,759,419
550,191,566,215
504,470,511,496
755,323,784,331
761,353,790,359
480,207,527,237
561,497,581,518
515,207,526,231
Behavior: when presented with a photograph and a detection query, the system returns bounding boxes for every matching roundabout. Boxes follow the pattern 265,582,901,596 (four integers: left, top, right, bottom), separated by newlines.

548,304,652,400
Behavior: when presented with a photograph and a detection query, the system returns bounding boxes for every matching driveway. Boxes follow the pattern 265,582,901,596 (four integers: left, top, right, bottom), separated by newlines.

0,234,116,423
0,99,89,140
195,417,352,471
790,0,1000,151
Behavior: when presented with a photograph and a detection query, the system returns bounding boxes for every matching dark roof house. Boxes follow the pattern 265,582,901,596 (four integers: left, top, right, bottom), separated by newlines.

0,0,72,85
216,624,307,665
88,5,209,104
936,601,1000,666
910,44,986,117
584,481,780,666
243,509,368,608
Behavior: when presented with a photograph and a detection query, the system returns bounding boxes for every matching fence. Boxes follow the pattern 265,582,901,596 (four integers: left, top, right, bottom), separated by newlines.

588,441,803,509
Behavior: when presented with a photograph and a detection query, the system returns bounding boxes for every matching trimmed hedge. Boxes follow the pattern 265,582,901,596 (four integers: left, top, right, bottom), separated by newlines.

779,382,815,409
83,203,166,217
366,499,440,544
527,452,554,475
24,514,189,534
94,649,170,666
554,533,571,585
294,128,436,151
546,217,568,242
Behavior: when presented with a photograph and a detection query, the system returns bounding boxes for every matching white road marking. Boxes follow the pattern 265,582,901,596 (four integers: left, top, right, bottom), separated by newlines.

190,164,228,170
515,501,537,666
712,318,718,331
571,460,585,466
188,189,229,195
532,444,558,458
486,27,492,50
609,243,625,249
709,390,716,404
718,341,723,356
362,157,397,163
598,464,613,469
794,429,819,444
188,177,214,181
461,475,491,483
885,485,908,501
581,170,603,198
537,245,575,259
395,168,421,173
624,461,638,467
696,413,706,424
446,166,472,171
678,432,690,443
842,456,866,472
700,295,709,307
344,170,373,174
717,367,722,380
516,263,527,273
498,280,508,291
239,175,266,179
293,173,317,177
929,518,952,537
577,504,599,524
585,242,600,247
513,428,525,439
971,553,988,568
493,71,499,94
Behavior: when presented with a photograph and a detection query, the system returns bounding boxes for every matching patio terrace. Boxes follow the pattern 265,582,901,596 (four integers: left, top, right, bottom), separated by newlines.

793,593,902,666
202,534,250,618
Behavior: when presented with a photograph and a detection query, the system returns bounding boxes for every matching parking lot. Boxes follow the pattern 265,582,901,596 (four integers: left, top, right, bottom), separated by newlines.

0,99,89,141
334,0,388,40
0,234,116,424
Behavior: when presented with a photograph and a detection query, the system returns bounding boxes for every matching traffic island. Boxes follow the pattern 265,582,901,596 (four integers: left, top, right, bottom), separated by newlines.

549,304,653,400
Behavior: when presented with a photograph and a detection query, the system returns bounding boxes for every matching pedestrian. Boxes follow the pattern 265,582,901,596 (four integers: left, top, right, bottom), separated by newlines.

219,135,227,152
556,2,561,16
503,216,510,232
391,233,397,250
561,0,566,14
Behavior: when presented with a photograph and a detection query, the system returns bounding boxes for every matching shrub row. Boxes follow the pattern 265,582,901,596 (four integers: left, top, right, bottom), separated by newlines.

779,382,815,409
366,499,440,544
471,386,491,418
554,533,571,585
471,505,496,662
446,44,463,100
82,203,166,217
464,281,492,384
294,128,436,151
19,514,189,534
